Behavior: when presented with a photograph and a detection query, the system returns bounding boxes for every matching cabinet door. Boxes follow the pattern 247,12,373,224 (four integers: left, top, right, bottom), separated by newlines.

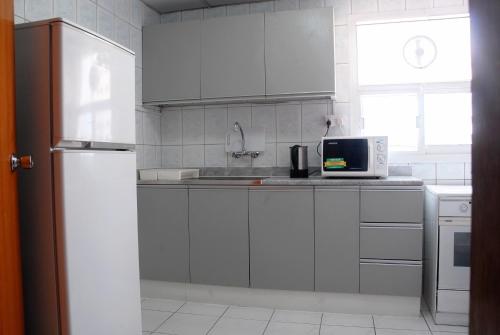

249,188,314,291
360,263,422,297
360,189,423,223
265,8,335,96
189,188,249,287
315,188,359,293
143,21,201,102
360,226,423,261
201,14,265,99
137,186,189,282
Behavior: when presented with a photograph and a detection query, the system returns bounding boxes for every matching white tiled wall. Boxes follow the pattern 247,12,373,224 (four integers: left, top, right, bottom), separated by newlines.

151,100,342,169
153,0,470,182
398,162,471,185
13,0,162,170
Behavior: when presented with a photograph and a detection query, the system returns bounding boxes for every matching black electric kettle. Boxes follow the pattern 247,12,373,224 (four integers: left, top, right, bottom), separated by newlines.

290,145,309,178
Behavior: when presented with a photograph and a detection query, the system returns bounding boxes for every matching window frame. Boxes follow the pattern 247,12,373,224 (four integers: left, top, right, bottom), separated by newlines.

348,8,471,163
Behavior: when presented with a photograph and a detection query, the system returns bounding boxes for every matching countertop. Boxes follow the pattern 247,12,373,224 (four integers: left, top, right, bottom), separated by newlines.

137,176,424,187
425,185,472,197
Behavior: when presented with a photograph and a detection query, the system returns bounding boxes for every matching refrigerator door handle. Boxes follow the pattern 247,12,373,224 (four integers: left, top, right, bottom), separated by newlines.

54,141,135,151
88,142,135,151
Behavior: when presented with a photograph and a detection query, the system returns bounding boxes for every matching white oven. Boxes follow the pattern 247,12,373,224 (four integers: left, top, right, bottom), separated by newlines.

437,199,471,316
438,219,471,291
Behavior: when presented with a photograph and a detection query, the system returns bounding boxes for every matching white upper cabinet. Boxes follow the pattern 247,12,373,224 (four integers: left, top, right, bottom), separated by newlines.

201,14,265,99
265,8,335,96
143,21,201,102
142,8,335,105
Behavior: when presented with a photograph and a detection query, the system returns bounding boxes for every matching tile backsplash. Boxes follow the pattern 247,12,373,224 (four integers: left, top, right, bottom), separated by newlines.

136,100,346,170
397,162,471,186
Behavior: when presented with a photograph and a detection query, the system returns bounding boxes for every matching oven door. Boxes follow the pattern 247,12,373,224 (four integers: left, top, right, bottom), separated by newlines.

438,219,471,290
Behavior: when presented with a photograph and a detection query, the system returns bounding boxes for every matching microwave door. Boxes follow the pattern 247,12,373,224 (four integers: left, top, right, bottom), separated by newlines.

322,139,369,173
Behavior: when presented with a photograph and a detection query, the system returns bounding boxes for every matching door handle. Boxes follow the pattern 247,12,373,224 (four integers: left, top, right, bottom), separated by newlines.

11,154,34,171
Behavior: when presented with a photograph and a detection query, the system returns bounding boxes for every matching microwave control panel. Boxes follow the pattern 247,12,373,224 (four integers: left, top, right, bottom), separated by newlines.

374,137,388,175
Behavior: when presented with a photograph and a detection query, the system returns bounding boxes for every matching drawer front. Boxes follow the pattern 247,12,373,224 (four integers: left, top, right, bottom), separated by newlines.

439,200,472,217
361,189,423,223
437,290,470,314
360,226,423,261
360,263,422,297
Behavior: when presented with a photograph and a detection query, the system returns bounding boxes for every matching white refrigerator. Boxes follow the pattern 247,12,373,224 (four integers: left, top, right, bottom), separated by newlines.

15,19,141,335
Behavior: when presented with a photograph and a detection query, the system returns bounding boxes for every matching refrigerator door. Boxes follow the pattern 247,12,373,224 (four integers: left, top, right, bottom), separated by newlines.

51,21,135,146
53,150,141,334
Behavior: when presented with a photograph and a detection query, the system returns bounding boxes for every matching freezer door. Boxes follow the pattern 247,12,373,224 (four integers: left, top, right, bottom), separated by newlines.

53,150,141,334
52,22,135,146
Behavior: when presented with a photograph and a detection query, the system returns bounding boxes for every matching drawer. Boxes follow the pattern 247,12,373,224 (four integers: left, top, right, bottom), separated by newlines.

360,189,423,223
360,226,423,261
439,200,472,217
360,262,422,297
437,290,469,314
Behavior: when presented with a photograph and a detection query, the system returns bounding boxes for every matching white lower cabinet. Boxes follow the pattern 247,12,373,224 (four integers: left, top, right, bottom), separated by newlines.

315,188,360,293
189,188,249,287
137,186,190,282
360,262,422,297
359,187,424,297
137,185,424,297
249,188,315,291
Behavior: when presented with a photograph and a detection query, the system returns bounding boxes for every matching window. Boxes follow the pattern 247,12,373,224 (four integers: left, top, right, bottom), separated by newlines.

355,16,472,154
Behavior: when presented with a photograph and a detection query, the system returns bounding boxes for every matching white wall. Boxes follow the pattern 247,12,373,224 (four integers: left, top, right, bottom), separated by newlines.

148,0,471,184
13,0,162,171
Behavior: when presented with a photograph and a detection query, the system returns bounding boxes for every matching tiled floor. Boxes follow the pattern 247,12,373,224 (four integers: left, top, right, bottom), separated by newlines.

141,298,468,335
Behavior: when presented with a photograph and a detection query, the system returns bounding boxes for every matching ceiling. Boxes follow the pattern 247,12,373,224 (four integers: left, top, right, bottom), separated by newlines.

142,0,267,13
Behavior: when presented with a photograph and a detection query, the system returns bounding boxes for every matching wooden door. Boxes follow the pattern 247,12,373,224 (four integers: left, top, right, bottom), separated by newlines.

0,1,25,334
470,0,500,333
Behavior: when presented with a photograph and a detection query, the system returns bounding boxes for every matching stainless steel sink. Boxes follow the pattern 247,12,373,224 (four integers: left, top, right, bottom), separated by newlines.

198,176,267,181
192,176,267,185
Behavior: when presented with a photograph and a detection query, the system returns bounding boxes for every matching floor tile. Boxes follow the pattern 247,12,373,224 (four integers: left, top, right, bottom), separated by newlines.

177,301,228,316
224,305,274,321
373,315,429,331
375,330,431,335
322,313,373,328
265,322,320,335
142,298,185,312
320,325,375,335
272,309,323,325
208,317,268,335
141,310,172,332
156,313,219,335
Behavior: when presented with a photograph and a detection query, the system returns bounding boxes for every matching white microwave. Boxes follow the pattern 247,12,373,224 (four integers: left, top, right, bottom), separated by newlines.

321,136,388,178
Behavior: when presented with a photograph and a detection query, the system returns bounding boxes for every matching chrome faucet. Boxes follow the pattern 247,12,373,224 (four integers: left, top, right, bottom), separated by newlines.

233,122,246,153
231,122,260,159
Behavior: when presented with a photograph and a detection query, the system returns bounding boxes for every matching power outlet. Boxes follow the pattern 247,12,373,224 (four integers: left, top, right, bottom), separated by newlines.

325,114,335,125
